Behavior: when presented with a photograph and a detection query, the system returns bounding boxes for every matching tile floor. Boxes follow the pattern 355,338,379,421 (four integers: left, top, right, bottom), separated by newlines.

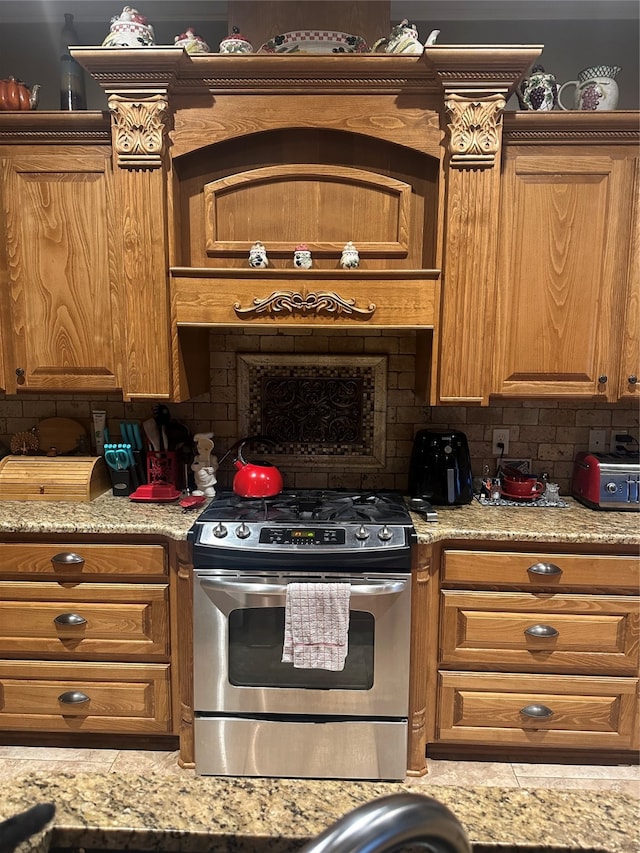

0,746,638,796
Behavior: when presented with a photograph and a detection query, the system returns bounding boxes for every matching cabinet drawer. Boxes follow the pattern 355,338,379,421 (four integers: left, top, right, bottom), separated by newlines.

437,671,638,750
0,543,167,578
0,660,172,733
0,582,169,657
442,550,639,591
440,591,639,674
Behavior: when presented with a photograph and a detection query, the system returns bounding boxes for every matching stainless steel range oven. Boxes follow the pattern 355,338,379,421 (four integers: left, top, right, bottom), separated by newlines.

188,489,416,781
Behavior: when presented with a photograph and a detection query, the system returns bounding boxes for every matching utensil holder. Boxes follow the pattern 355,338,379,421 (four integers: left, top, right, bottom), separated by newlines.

147,450,177,488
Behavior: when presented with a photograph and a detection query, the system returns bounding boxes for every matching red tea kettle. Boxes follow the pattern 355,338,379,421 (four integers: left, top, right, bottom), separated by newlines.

232,436,283,498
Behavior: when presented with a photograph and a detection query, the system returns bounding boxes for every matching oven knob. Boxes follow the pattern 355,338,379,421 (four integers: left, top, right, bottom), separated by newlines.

235,522,251,539
377,525,393,541
605,482,618,494
355,524,370,540
213,522,228,538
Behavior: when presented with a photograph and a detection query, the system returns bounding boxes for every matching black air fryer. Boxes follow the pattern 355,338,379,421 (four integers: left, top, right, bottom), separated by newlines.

408,429,474,506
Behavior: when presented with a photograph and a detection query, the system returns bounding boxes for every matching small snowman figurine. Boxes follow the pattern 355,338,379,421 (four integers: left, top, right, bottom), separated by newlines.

293,243,313,269
340,241,360,269
248,240,269,268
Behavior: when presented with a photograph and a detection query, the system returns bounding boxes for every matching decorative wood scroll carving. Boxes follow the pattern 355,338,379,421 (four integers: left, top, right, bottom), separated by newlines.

234,290,376,319
445,93,506,168
108,94,169,169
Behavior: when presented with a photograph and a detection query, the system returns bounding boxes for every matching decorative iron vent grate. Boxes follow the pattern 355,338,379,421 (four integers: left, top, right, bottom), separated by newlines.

237,354,387,469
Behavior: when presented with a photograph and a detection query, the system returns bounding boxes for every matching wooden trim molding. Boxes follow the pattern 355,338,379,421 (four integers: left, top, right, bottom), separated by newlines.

0,112,110,145
503,111,640,145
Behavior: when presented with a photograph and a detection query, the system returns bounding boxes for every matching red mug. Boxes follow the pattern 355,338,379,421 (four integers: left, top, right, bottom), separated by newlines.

502,476,544,498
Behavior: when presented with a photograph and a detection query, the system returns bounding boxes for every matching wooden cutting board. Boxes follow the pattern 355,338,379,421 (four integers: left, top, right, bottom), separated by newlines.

36,417,88,455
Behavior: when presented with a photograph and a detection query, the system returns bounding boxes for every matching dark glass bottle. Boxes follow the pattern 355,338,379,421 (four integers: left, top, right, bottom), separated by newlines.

60,13,86,110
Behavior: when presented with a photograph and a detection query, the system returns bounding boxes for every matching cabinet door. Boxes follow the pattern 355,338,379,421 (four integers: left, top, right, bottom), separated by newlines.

492,151,635,399
0,150,122,392
617,157,639,400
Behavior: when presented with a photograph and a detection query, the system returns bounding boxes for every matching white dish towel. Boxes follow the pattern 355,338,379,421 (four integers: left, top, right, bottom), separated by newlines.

281,582,351,671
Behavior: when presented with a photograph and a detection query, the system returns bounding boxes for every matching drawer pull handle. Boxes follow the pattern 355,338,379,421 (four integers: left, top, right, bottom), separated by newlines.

524,624,559,638
58,691,90,705
54,613,87,627
51,552,85,568
520,703,554,719
527,562,562,576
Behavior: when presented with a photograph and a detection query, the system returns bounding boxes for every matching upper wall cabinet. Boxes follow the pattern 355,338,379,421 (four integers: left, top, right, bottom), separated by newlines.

0,113,174,400
491,114,639,403
0,118,123,394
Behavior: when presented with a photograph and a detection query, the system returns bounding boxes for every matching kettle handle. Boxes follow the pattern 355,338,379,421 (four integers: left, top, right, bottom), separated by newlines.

236,435,276,465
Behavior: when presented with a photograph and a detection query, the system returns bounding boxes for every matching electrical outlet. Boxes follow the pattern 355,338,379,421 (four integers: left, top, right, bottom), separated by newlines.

588,429,607,453
610,432,629,453
492,428,510,456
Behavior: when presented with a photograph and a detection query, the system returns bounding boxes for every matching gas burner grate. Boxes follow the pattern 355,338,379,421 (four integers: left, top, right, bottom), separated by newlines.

199,489,411,525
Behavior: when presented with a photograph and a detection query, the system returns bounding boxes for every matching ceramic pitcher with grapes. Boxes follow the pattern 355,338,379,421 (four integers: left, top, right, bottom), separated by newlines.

517,65,558,111
558,65,621,111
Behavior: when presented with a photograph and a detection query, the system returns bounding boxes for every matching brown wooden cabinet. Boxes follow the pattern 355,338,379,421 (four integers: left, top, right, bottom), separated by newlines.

491,114,639,402
0,539,176,738
0,144,122,394
618,157,640,400
71,46,540,404
2,61,636,405
433,546,639,754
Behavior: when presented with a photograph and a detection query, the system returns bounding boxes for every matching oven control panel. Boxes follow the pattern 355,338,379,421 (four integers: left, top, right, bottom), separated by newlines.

195,521,413,554
259,527,346,546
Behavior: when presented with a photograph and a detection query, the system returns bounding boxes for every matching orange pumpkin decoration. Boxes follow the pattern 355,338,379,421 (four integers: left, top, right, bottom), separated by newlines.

0,77,40,111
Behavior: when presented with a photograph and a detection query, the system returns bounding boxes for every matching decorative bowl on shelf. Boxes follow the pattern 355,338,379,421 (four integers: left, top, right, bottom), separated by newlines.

174,27,211,54
219,26,254,54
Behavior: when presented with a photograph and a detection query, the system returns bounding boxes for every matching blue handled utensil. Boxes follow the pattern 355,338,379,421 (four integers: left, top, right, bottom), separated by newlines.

130,422,144,452
120,422,133,448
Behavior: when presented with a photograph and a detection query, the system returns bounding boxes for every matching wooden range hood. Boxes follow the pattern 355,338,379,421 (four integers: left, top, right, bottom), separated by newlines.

73,42,541,404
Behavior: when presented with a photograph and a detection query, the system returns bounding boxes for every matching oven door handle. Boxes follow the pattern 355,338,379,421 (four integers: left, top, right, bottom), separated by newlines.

197,578,407,596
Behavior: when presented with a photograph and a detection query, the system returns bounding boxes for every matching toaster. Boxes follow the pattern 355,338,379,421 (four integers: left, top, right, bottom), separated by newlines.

408,429,474,506
571,451,640,510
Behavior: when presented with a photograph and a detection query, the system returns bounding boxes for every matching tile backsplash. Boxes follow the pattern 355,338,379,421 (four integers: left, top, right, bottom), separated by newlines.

0,329,637,494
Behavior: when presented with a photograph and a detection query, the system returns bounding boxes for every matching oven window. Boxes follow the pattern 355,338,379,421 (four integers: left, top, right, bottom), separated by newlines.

228,607,374,689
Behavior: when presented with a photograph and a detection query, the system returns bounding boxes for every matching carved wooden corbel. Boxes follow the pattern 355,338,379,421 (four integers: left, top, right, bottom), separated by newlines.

445,93,506,168
108,94,169,169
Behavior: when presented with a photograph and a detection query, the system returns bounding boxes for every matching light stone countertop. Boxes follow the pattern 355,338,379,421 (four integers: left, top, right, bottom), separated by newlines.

411,498,640,547
1,772,638,853
0,491,637,546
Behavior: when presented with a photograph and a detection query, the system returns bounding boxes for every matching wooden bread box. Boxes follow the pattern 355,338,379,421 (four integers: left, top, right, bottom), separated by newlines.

0,456,111,501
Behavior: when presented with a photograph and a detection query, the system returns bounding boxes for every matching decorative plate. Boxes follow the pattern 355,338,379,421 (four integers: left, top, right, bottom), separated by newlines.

258,31,369,54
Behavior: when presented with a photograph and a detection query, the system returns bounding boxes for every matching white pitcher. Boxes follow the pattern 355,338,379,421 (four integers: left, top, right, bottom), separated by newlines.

558,65,621,111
